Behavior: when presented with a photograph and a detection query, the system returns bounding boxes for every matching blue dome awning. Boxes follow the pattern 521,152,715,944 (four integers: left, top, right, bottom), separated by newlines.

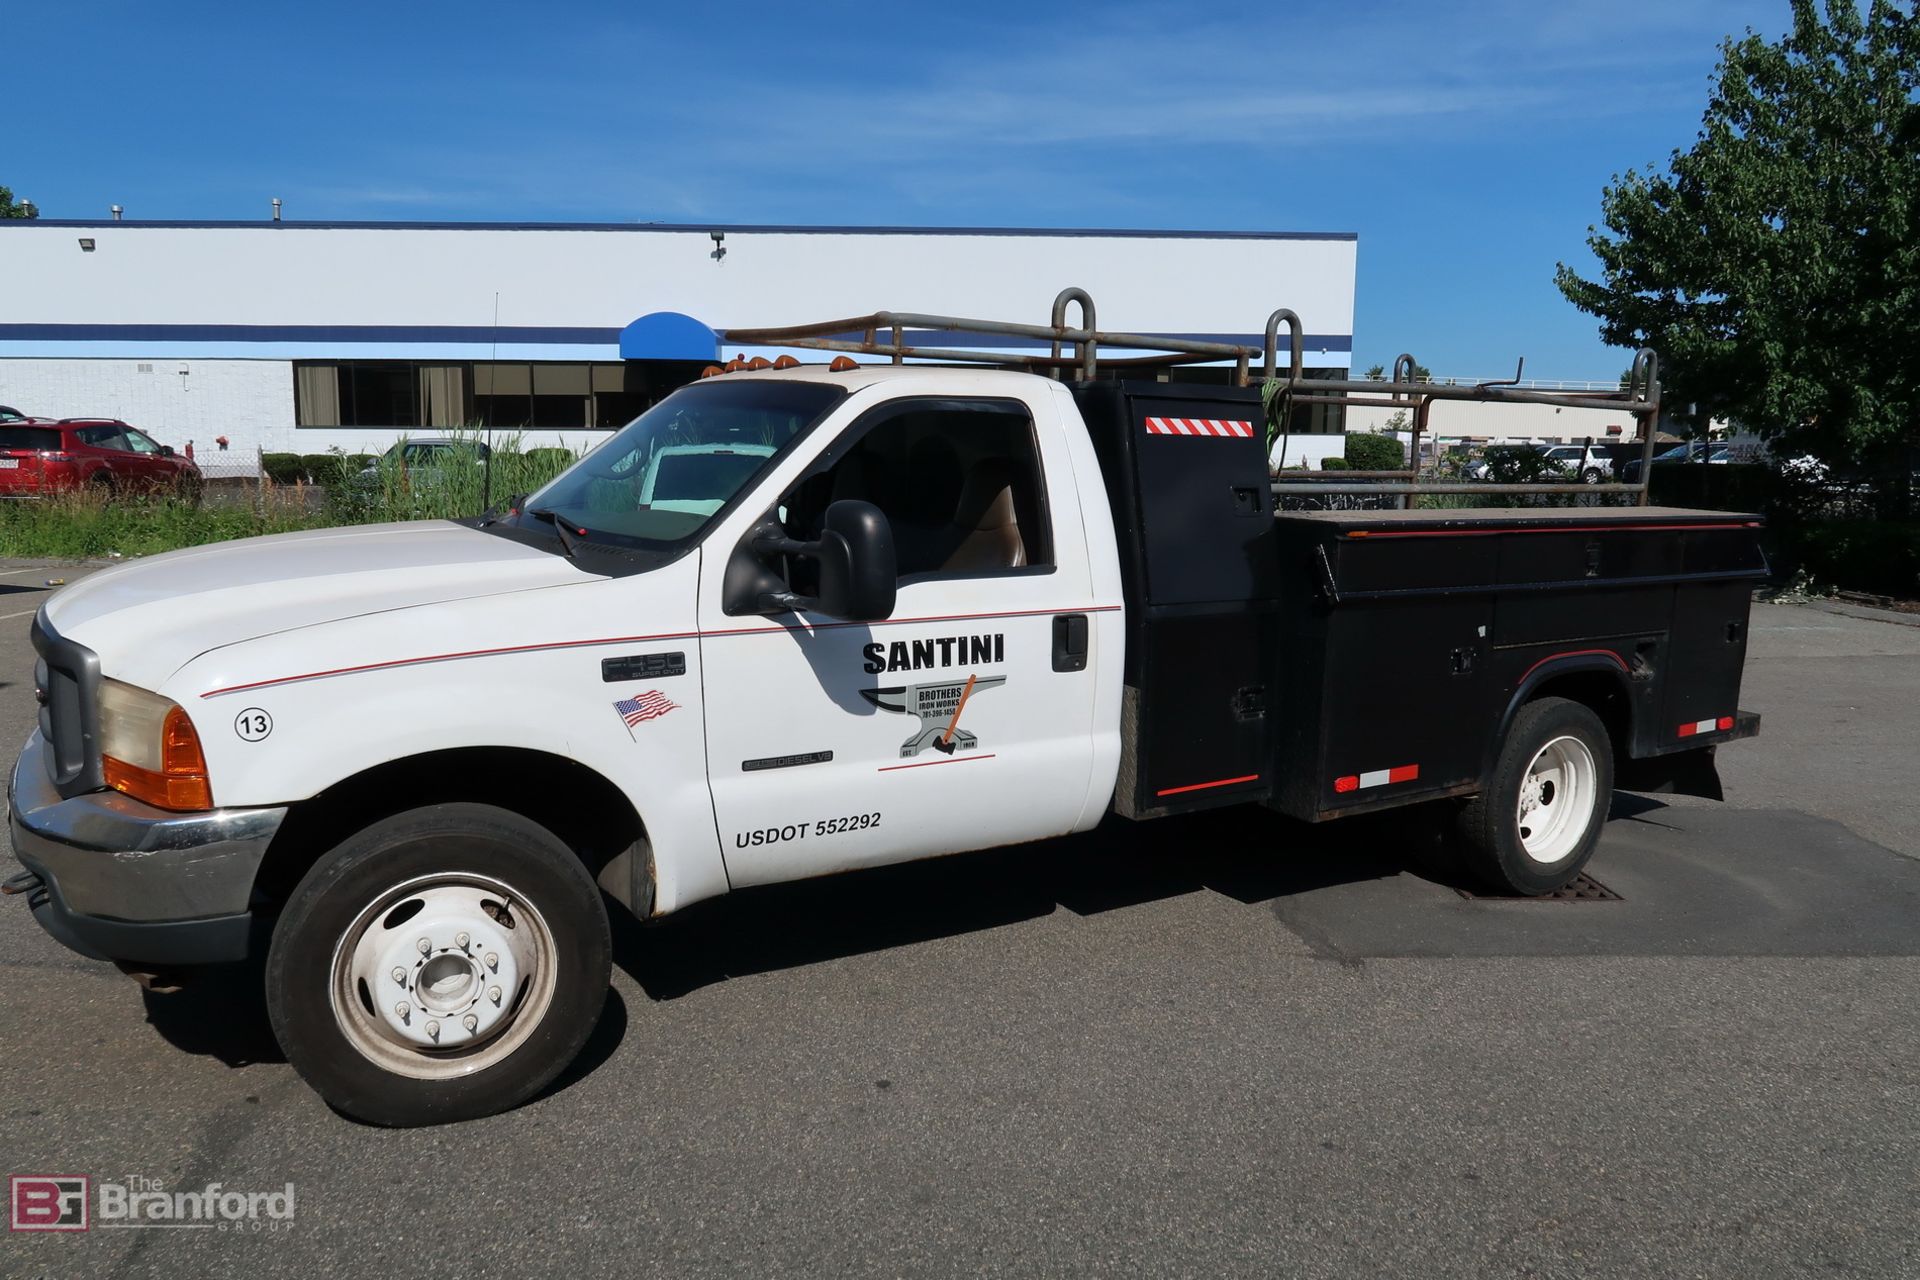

619,311,718,361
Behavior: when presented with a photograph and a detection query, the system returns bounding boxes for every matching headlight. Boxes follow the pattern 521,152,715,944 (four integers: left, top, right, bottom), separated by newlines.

98,679,212,811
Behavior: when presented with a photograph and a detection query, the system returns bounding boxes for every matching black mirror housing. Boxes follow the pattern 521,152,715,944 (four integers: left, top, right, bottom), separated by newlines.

813,500,897,622
723,499,897,621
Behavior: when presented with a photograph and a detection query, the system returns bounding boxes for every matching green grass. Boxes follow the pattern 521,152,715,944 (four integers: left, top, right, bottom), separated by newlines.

0,433,582,560
0,490,333,558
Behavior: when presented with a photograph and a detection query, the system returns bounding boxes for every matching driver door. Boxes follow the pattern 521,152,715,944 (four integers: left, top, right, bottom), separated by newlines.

698,389,1100,887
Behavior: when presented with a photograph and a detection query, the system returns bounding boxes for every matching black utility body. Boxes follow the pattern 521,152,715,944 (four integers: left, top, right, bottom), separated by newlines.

1070,380,1765,823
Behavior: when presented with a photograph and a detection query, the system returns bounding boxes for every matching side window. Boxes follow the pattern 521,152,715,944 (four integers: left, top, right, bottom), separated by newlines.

76,425,127,451
122,430,161,455
784,400,1053,581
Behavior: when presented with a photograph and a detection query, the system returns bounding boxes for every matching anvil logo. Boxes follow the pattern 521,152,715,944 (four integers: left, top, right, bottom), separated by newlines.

860,674,1007,758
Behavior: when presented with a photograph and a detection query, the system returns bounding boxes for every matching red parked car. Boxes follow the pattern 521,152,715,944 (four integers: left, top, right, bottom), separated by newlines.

0,417,202,500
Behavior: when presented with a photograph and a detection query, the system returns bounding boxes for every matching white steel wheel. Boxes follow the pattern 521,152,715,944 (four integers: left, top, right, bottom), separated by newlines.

1454,696,1614,896
330,874,558,1081
1515,735,1598,866
266,803,611,1126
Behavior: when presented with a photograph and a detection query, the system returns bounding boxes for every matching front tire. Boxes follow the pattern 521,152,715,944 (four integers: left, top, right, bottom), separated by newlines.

265,803,611,1126
1456,697,1613,895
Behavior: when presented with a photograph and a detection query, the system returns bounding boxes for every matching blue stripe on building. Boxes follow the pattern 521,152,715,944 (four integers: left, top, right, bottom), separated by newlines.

0,323,1352,356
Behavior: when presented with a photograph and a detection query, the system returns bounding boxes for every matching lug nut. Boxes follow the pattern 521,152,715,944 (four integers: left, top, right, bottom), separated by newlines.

394,1002,410,1021
391,967,406,984
456,931,470,949
488,985,502,1005
426,1020,440,1041
417,937,432,954
484,952,498,971
463,1014,478,1033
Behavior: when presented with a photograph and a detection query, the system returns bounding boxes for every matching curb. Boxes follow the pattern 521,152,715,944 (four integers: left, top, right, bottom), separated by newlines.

1770,597,1920,629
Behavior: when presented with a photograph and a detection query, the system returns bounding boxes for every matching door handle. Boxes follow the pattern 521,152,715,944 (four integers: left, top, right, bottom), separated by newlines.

1052,613,1089,673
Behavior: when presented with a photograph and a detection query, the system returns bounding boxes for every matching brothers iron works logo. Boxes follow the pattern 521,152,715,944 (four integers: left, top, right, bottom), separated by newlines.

862,674,1006,758
10,1174,296,1232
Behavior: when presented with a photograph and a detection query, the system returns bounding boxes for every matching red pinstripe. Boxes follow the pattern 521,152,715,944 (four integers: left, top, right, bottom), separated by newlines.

200,604,1124,699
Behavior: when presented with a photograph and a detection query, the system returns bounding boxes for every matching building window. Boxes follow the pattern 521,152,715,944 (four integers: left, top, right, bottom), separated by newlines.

593,363,648,428
470,362,528,429
295,360,692,430
296,361,424,428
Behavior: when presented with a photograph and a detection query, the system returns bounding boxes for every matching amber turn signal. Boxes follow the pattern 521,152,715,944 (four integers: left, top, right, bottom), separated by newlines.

104,705,213,811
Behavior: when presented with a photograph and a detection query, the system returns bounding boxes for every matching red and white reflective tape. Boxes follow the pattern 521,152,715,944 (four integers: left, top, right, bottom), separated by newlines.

1333,763,1420,794
1144,416,1256,439
1677,716,1735,738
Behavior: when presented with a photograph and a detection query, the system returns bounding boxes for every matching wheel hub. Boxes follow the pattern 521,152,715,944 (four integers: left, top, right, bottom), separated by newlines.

355,894,523,1051
1515,734,1596,865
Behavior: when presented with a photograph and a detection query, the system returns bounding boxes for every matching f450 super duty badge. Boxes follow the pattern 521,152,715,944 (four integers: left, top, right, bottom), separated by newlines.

861,674,1005,758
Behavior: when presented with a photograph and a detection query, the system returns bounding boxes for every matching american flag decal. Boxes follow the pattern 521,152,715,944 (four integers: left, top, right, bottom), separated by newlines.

1144,416,1255,439
613,690,679,730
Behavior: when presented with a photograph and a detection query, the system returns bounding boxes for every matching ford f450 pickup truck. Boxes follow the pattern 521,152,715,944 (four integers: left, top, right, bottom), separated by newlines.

6,296,1764,1125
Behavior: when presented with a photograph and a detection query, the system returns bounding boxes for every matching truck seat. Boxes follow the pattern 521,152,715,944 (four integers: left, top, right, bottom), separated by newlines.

942,460,1026,572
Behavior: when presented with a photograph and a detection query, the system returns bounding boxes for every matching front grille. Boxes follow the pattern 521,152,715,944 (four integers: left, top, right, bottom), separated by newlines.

29,612,104,797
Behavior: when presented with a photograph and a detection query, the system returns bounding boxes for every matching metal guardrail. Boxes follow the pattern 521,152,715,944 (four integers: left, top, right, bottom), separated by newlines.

724,288,1666,508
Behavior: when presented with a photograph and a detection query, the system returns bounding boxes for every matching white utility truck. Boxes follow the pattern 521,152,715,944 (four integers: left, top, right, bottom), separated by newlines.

7,296,1763,1124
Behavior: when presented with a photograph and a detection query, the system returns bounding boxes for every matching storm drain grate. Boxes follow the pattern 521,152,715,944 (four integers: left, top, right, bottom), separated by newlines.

1456,872,1622,902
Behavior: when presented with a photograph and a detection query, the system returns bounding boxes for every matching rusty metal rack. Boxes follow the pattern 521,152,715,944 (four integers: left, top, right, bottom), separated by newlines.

723,287,1279,382
722,287,1666,507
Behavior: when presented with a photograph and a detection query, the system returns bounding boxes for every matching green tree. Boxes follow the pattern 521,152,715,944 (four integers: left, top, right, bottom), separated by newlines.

0,185,37,218
1556,0,1918,474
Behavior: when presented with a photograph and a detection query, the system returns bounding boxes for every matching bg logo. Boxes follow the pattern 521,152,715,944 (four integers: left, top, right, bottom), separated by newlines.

10,1175,89,1231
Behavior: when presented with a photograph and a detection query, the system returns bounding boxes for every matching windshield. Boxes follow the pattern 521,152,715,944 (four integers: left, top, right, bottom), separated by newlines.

519,379,845,547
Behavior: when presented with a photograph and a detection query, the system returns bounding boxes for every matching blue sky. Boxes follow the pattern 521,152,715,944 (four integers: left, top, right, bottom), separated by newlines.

5,0,1784,378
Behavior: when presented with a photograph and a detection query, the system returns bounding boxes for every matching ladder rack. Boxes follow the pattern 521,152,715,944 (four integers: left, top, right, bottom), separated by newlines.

722,288,1666,507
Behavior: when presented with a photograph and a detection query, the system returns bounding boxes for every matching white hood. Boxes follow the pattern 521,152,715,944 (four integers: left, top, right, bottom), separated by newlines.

43,521,598,691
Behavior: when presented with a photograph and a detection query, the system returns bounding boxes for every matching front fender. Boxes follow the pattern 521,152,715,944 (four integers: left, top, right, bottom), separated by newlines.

163,555,727,914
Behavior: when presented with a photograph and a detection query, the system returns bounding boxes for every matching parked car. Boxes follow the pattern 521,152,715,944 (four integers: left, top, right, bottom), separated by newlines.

357,438,493,483
1619,442,1729,484
1464,442,1569,484
0,417,201,499
0,406,26,423
1537,443,1613,483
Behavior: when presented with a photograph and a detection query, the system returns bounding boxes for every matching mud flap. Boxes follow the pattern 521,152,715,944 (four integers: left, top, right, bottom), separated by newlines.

1617,746,1725,801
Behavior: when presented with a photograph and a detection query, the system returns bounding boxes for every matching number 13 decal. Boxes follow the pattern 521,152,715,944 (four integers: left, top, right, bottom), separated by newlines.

234,707,273,742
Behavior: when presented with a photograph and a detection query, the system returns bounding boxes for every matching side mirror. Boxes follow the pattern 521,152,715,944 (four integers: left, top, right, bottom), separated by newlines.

728,499,897,621
159,445,176,457
812,500,897,621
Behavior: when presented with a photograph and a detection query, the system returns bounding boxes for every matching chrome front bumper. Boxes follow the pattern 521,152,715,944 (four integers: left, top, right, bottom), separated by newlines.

6,732,287,964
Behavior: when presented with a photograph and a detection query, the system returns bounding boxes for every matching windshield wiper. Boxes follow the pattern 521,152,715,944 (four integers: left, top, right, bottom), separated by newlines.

480,492,528,527
525,507,581,559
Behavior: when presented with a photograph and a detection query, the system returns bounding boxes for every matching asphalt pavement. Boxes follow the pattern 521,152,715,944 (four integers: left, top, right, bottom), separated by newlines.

0,560,1914,1279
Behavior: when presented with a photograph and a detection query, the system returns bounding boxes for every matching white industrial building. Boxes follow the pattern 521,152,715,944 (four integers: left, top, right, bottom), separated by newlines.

1343,380,1646,451
0,220,1358,470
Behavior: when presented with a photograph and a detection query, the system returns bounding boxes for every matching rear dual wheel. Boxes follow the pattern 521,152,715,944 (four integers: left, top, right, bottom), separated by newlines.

265,803,611,1126
1455,697,1612,895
